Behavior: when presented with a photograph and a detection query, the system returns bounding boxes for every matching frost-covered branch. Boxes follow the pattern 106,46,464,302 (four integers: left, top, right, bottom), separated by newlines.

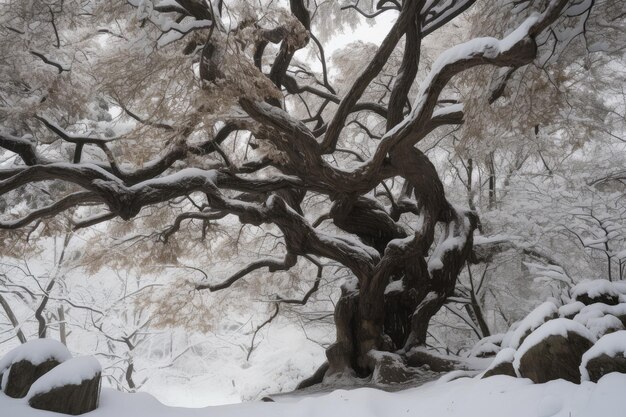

0,191,102,230
196,254,297,292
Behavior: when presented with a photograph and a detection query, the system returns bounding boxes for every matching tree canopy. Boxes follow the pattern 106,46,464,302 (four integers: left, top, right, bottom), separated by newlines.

1,0,622,383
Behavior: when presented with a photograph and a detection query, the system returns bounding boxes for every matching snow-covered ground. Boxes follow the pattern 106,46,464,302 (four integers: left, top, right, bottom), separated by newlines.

2,373,625,417
135,321,329,406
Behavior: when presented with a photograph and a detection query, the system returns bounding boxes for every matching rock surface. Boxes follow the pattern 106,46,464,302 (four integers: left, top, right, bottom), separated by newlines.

571,280,621,306
580,331,626,382
483,361,516,378
504,302,559,349
482,348,516,379
584,353,626,383
4,359,61,398
28,373,101,416
516,331,594,383
0,338,72,398
576,293,620,306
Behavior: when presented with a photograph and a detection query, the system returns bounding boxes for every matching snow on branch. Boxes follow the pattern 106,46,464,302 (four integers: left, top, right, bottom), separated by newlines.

362,0,571,176
0,191,102,230
195,254,297,292
421,0,477,36
159,209,226,242
0,131,44,166
0,163,121,195
320,0,425,153
36,116,119,145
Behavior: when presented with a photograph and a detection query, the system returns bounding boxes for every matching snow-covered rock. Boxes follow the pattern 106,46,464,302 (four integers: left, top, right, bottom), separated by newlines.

0,339,71,376
469,334,504,358
558,301,585,319
27,356,102,415
580,331,626,383
502,301,559,349
1,339,72,398
574,303,626,330
27,356,101,399
612,281,626,296
571,280,621,306
513,318,596,383
482,348,516,379
585,315,624,339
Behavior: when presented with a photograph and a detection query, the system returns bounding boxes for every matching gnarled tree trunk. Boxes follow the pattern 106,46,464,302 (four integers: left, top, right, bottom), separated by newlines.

325,147,478,377
0,0,579,387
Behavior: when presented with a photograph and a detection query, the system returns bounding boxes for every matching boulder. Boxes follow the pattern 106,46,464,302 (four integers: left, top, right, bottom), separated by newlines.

576,293,620,306
503,301,559,349
482,348,516,379
608,305,626,328
483,361,516,378
586,315,624,339
1,339,71,398
4,359,62,398
558,302,586,319
27,356,102,416
584,354,626,383
513,318,595,383
581,331,626,383
571,280,620,306
470,334,504,358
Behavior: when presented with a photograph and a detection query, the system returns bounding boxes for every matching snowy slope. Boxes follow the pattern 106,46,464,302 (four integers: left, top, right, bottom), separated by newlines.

1,373,625,417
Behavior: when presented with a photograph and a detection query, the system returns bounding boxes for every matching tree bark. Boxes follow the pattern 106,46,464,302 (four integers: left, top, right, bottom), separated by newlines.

325,147,479,377
0,293,27,344
58,306,67,345
487,151,496,210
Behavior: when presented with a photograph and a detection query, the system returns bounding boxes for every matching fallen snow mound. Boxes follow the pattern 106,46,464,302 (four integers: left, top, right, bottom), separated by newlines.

573,303,626,328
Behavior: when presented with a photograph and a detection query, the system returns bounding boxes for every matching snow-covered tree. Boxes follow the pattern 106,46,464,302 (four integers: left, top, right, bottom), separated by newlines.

0,0,604,381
